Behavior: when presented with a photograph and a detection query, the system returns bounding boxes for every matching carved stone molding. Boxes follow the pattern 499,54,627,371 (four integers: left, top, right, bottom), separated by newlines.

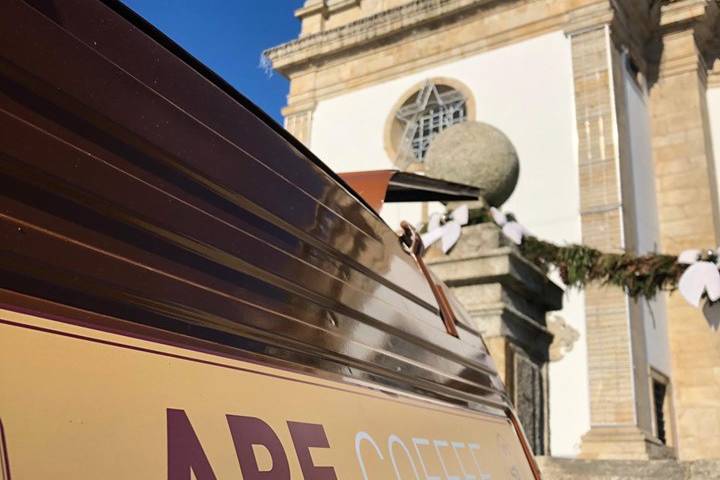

270,0,585,108
547,315,580,362
271,0,669,111
265,0,509,74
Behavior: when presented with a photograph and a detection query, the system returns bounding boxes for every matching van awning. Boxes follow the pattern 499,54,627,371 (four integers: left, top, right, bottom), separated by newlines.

338,170,481,212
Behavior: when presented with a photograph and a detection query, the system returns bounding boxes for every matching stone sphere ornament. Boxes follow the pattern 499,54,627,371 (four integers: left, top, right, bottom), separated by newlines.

425,121,520,207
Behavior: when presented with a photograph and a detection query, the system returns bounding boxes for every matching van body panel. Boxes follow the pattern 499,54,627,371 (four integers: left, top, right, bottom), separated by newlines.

0,0,539,477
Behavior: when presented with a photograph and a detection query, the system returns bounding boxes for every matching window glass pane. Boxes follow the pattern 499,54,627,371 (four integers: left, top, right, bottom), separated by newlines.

653,380,667,444
397,82,468,163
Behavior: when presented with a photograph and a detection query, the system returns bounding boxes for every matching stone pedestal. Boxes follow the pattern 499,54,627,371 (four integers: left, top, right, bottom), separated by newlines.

579,426,672,461
426,222,563,455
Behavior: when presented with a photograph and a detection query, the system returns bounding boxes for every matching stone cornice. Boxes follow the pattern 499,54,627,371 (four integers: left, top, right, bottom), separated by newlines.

281,5,573,110
660,0,708,29
563,2,613,35
295,1,325,19
269,0,677,108
264,0,502,75
651,0,720,78
270,0,663,78
327,0,361,14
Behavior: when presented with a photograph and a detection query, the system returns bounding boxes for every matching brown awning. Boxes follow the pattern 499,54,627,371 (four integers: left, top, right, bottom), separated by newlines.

339,170,481,212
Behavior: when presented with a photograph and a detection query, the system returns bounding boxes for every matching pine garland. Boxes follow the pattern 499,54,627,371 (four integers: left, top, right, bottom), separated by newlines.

470,207,697,299
425,204,720,320
519,236,685,299
424,205,715,300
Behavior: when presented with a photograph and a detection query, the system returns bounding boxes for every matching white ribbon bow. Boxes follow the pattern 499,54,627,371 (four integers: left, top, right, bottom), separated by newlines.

677,249,720,308
420,205,469,253
490,207,528,245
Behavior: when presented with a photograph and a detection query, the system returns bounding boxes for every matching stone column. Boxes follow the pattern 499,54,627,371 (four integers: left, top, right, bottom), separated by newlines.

427,223,562,455
648,1,720,461
566,7,664,459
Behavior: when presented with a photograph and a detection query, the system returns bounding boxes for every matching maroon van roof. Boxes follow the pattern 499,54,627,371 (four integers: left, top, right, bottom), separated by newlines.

0,0,510,415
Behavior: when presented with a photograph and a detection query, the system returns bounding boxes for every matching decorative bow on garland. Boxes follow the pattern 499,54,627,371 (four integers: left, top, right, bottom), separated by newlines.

677,249,720,307
420,205,469,253
489,207,530,245
420,205,720,330
677,250,720,330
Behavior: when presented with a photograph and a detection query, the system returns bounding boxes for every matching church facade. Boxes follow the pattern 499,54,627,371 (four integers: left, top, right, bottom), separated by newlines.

265,0,720,461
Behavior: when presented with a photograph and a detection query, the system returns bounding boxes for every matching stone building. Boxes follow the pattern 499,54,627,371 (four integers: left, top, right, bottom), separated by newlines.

264,0,720,465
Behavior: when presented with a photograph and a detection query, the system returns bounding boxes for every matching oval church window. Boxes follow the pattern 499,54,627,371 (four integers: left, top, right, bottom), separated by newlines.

394,80,468,166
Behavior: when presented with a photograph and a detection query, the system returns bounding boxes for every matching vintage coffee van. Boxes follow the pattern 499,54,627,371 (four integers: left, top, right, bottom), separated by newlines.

0,0,540,478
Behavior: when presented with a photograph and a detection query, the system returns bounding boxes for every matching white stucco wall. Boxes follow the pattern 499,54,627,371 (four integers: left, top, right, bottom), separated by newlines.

709,87,720,222
309,31,589,457
622,61,671,376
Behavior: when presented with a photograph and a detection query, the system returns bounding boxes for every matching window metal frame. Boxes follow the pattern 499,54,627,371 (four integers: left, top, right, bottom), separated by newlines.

396,81,467,163
649,368,674,449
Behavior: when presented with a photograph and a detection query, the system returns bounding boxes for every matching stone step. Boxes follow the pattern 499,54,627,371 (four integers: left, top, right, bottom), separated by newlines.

536,457,720,480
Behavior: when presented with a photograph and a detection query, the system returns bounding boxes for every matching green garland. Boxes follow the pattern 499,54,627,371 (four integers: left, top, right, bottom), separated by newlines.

519,236,685,299
470,207,696,300
425,206,714,300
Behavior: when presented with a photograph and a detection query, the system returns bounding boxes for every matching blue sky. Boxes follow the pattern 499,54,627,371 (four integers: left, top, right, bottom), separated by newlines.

120,0,305,125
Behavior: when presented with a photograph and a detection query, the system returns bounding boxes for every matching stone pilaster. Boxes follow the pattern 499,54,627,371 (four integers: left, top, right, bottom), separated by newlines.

282,103,315,147
427,223,562,456
567,16,664,459
648,0,720,461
